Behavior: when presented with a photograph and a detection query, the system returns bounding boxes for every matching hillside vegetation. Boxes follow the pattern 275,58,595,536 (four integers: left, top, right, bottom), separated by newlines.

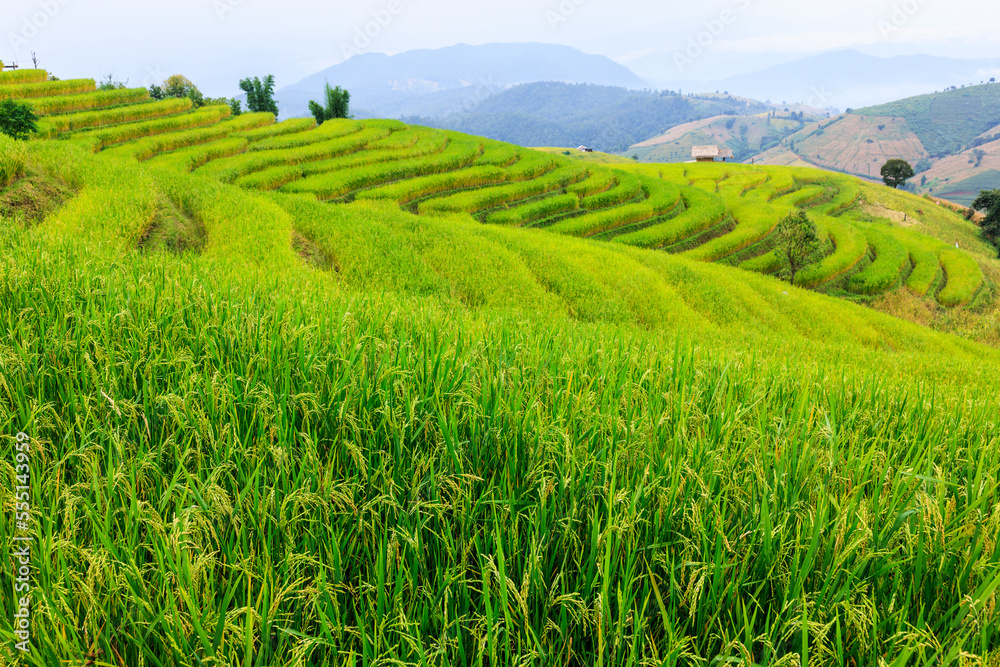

747,84,1000,204
2,70,1000,666
629,110,820,163
404,83,768,153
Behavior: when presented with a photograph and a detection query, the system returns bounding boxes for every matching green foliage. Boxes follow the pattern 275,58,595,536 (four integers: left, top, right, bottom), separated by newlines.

881,159,915,188
0,99,39,140
858,83,1000,157
405,81,767,153
774,209,821,285
239,74,279,117
324,84,350,119
309,83,351,125
157,74,205,108
972,189,1000,253
96,73,128,91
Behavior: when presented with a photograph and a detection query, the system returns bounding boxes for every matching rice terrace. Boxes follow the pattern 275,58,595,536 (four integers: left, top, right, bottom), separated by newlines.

2,10,1000,666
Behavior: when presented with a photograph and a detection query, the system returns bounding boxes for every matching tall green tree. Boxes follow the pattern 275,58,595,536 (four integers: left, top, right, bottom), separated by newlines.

881,159,915,188
971,189,1000,256
240,75,279,117
308,83,350,125
775,210,822,285
0,100,39,140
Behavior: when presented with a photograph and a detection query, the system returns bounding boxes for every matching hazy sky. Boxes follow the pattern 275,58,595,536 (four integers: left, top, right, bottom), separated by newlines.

5,0,1000,94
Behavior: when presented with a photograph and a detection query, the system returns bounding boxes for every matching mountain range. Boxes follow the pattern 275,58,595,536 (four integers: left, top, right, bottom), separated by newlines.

274,43,645,120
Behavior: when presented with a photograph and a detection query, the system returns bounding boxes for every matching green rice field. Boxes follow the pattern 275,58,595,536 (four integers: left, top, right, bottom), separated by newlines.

1,70,999,666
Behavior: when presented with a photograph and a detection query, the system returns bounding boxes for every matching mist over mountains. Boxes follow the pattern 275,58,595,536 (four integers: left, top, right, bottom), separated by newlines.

274,43,645,120
274,45,1000,122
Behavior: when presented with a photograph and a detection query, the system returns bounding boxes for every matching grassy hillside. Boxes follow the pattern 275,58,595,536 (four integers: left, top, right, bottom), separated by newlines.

857,83,1000,158
403,83,768,153
629,111,816,163
2,71,1000,666
750,84,1000,204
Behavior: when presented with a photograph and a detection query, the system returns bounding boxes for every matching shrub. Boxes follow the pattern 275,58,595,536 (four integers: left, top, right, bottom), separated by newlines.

0,100,39,140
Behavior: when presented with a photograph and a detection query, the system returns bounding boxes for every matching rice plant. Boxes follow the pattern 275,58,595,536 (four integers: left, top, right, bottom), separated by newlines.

0,68,48,86
0,78,94,100
37,98,195,139
847,226,909,295
2,133,1000,667
27,87,149,116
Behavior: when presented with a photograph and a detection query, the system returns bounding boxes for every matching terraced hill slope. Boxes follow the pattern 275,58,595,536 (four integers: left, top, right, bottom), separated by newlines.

3,69,1000,666
629,111,819,163
749,84,1000,203
13,72,989,313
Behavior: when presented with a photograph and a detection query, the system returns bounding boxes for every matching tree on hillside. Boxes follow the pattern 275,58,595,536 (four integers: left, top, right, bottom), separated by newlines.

881,159,915,188
308,83,351,125
240,75,279,117
150,75,206,108
775,210,822,286
971,189,1000,256
0,100,39,140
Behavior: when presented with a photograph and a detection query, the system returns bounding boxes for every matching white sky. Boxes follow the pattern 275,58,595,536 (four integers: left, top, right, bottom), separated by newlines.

4,0,999,93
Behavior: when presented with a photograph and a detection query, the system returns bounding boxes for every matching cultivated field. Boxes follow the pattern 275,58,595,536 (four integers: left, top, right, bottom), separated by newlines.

2,71,1000,666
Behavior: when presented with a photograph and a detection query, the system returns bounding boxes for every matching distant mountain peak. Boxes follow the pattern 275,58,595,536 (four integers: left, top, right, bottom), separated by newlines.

276,42,646,119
